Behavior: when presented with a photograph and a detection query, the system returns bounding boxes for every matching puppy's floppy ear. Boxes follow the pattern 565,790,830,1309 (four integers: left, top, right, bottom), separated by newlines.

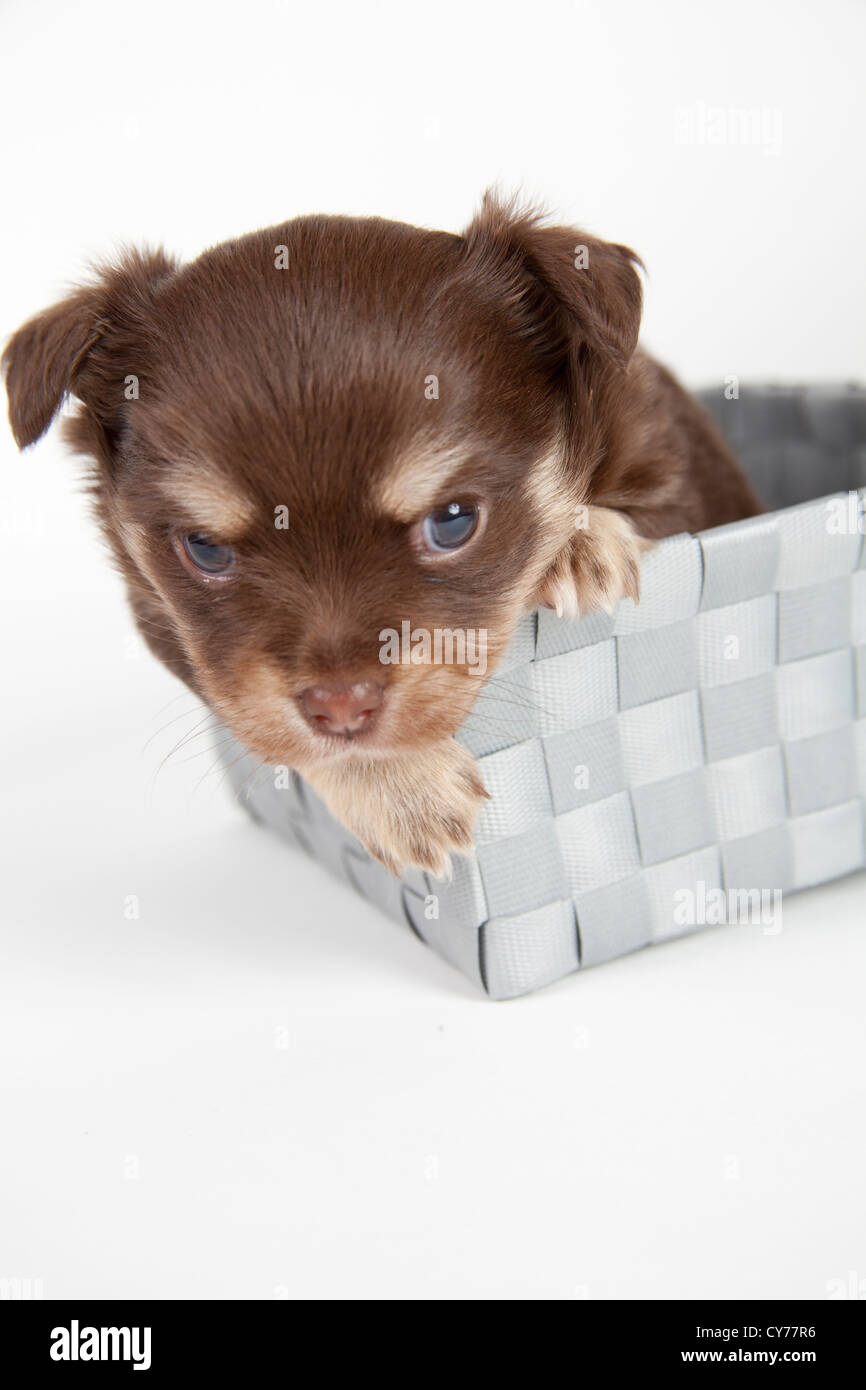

3,248,177,450
461,191,643,374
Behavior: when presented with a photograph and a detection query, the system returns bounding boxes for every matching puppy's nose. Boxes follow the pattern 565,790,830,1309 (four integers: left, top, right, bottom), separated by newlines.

297,679,384,736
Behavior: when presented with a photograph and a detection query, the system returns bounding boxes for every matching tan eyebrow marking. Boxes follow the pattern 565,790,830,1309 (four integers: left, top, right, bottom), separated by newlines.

157,460,257,536
376,443,467,522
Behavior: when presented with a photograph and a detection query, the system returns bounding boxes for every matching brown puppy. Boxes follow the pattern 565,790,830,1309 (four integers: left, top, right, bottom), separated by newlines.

3,194,762,875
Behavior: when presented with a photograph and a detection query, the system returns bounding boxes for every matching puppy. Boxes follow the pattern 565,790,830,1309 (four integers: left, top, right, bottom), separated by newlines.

3,194,762,875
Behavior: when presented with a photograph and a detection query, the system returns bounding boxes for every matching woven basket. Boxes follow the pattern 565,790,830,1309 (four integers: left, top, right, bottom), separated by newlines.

220,384,866,998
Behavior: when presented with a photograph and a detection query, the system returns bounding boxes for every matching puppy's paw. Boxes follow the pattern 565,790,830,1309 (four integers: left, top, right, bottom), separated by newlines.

308,741,488,878
362,742,489,878
535,505,650,619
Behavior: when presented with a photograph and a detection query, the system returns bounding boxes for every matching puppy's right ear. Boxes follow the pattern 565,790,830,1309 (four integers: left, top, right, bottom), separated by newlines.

3,286,103,448
3,249,177,450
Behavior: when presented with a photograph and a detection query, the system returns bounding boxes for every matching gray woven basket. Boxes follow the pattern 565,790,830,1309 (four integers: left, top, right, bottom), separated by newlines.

220,385,866,998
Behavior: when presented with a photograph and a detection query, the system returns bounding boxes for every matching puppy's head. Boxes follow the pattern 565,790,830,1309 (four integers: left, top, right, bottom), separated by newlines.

3,195,642,771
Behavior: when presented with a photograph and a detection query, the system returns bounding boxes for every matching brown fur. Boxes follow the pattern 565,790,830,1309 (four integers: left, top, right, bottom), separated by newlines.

3,193,762,874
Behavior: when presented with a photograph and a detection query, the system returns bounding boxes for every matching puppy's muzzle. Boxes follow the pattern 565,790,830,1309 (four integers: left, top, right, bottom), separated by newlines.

297,679,384,738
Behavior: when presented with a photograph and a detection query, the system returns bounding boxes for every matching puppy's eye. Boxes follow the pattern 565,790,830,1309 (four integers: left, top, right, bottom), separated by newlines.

421,501,479,552
180,532,236,576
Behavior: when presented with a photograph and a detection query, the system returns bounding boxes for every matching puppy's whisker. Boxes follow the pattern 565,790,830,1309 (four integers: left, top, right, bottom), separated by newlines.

145,713,218,760
164,721,228,762
222,755,268,802
147,711,222,788
477,694,555,721
148,689,195,719
192,745,262,799
481,671,555,710
170,731,242,766
130,617,181,641
142,701,213,752
460,712,535,730
472,687,554,719
473,690,546,714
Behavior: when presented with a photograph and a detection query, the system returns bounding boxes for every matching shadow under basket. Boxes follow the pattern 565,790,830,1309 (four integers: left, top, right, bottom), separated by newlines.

219,384,866,999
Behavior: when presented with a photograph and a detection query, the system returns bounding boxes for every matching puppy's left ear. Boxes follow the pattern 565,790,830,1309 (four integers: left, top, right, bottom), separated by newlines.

461,192,643,374
462,195,649,619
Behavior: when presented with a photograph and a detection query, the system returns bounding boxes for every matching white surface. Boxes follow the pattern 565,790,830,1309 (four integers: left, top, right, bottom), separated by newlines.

1,0,865,1301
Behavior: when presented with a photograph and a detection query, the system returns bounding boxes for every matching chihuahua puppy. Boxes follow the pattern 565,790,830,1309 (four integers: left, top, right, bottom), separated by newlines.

4,194,761,875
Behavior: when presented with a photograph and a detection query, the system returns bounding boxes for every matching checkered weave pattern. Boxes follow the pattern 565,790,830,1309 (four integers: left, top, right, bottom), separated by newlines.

220,385,866,998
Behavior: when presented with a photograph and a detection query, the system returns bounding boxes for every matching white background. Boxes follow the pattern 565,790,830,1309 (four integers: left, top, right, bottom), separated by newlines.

1,0,864,1300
